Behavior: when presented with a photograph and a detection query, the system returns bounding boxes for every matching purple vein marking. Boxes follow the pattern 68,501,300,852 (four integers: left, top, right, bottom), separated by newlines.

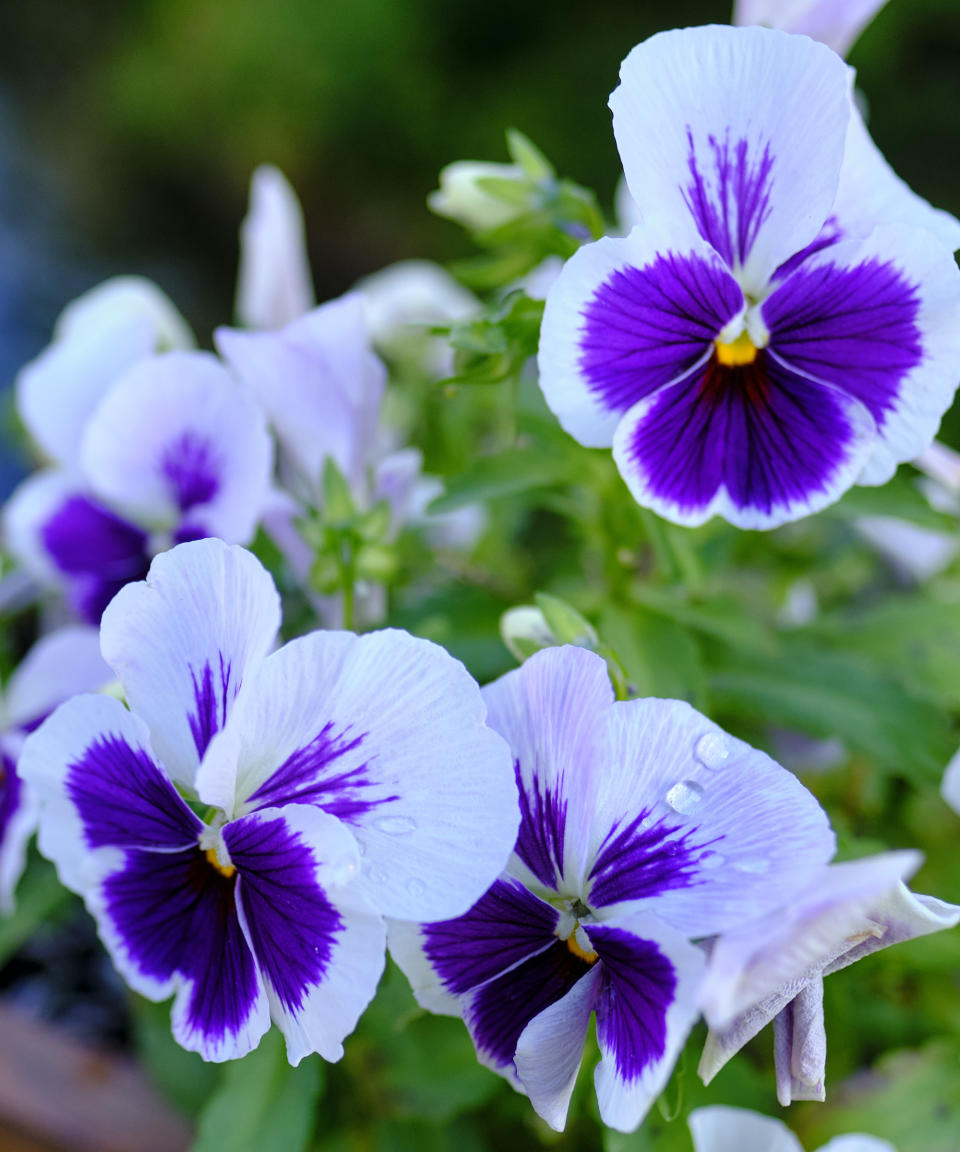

188,655,236,759
247,722,394,822
683,128,774,268
162,431,221,513
514,763,566,889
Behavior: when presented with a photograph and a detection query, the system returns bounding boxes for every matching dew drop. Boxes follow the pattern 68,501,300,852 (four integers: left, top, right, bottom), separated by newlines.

665,779,705,815
695,732,730,770
366,864,389,884
372,814,418,837
406,878,426,898
732,856,769,875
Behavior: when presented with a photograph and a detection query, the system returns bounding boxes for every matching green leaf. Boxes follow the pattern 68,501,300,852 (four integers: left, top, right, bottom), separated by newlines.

505,128,554,180
708,639,954,782
0,855,72,968
427,450,573,514
826,476,955,530
322,457,356,524
191,1030,323,1152
601,605,706,707
629,585,776,655
131,997,219,1118
534,591,596,646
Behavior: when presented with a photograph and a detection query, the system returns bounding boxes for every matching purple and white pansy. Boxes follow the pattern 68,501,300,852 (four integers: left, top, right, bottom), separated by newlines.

538,25,960,528
0,626,111,911
20,538,518,1063
698,851,960,1104
4,351,273,624
390,645,837,1132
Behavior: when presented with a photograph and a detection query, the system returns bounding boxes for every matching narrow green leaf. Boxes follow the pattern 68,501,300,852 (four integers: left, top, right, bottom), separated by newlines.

427,451,573,514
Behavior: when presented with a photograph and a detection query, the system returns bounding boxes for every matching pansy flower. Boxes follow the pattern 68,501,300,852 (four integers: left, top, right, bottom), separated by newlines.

538,26,960,528
5,351,272,624
690,1105,896,1152
20,538,518,1062
0,626,111,911
698,852,960,1103
390,645,835,1132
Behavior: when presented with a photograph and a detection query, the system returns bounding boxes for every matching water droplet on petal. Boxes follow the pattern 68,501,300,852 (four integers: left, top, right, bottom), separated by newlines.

406,877,426,898
366,864,389,884
372,814,418,837
732,856,769,875
665,779,705,815
695,732,730,770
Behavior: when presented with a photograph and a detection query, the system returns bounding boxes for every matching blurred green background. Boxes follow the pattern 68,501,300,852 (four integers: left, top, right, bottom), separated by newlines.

1,0,959,338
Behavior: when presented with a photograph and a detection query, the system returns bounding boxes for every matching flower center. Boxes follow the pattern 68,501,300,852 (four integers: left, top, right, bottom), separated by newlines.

204,845,236,878
565,927,598,964
714,329,758,367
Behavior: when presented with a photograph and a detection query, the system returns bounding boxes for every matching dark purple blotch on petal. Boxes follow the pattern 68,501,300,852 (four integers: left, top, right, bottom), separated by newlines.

224,813,341,1012
41,496,150,624
162,431,221,513
468,938,595,1070
0,753,23,848
589,925,676,1082
188,656,237,759
763,257,922,426
105,846,260,1043
579,252,742,416
248,723,391,823
514,763,567,889
772,215,844,282
683,128,774,269
624,352,860,517
424,876,559,996
588,811,705,909
68,735,201,851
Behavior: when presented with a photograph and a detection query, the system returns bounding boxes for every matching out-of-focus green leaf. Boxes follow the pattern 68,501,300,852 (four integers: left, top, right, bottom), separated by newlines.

815,592,960,708
826,476,955,529
427,449,574,514
191,1029,323,1152
601,605,706,707
709,640,954,782
131,997,219,1119
0,855,72,967
796,1042,960,1152
629,585,776,655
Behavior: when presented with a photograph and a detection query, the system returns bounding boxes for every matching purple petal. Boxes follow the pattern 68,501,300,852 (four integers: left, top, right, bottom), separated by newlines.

422,876,559,996
224,811,343,1012
0,752,32,912
763,255,922,427
579,250,743,416
225,804,385,1064
103,845,266,1058
612,350,875,528
188,655,239,761
68,733,201,851
587,812,705,910
773,979,827,1105
162,431,221,513
41,495,150,624
465,939,597,1071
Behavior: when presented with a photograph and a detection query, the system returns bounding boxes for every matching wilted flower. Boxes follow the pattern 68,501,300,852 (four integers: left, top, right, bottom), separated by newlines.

699,852,960,1103
391,646,835,1132
21,539,518,1062
690,1104,896,1152
538,26,960,529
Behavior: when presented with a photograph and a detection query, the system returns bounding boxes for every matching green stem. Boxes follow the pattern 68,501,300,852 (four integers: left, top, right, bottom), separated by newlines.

341,543,357,632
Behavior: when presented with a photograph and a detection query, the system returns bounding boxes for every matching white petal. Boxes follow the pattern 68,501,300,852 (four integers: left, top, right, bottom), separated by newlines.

201,627,519,922
689,1104,804,1152
481,646,615,896
16,309,156,469
216,293,385,499
80,351,273,541
357,259,477,348
386,918,463,1017
734,0,890,57
942,744,960,815
611,25,851,292
5,626,111,730
585,698,835,935
514,967,600,1131
100,539,280,790
3,471,84,585
819,1136,898,1152
0,754,36,914
855,516,958,583
236,166,315,331
54,276,193,351
773,979,827,1104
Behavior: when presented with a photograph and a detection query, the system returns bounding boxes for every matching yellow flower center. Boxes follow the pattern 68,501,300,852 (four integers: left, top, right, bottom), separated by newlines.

714,330,758,367
565,928,598,965
204,846,236,878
